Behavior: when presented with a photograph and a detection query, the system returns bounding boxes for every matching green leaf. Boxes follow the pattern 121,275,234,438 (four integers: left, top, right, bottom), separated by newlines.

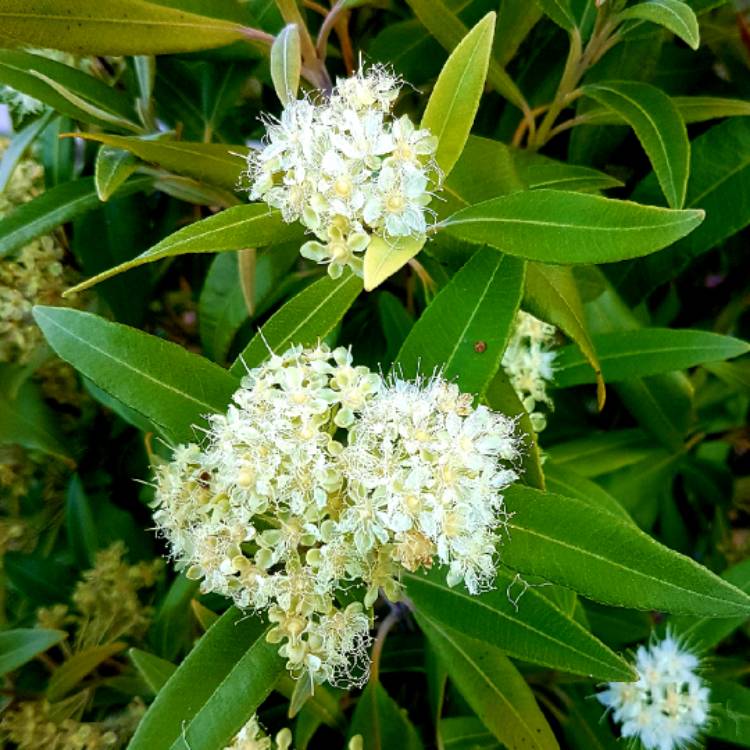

0,109,54,192
417,615,559,749
404,567,633,681
502,485,750,617
583,81,690,208
535,0,576,30
619,0,700,50
421,12,495,177
671,559,750,651
130,608,283,750
230,272,363,375
672,95,750,122
0,50,139,130
440,717,499,749
440,189,704,264
706,680,750,747
66,475,98,569
554,328,750,386
377,292,414,362
363,234,425,291
0,176,152,259
0,629,67,677
270,23,301,105
151,575,199,661
494,1,543,67
348,680,423,750
524,262,605,408
276,675,346,730
94,146,139,202
0,368,72,463
619,118,750,301
4,553,73,604
406,0,526,110
67,204,301,294
129,649,177,694
397,249,525,396
74,133,247,190
0,0,266,55
33,307,238,444
511,149,623,192
47,642,125,701
562,685,621,750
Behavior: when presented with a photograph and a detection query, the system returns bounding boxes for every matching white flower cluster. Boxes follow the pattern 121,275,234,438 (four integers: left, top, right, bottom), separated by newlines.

225,715,362,750
502,311,557,432
246,67,440,279
153,344,520,688
597,635,710,750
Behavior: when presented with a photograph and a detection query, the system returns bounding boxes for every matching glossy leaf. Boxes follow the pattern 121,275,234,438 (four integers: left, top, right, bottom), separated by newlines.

502,485,750,617
270,24,301,105
583,81,690,208
440,189,704,264
363,234,425,291
0,176,152,259
94,146,139,201
67,204,301,294
417,615,558,749
130,608,282,750
554,328,749,386
404,567,634,681
348,681,423,749
619,0,700,50
73,132,247,190
421,12,495,176
0,0,265,56
0,629,67,677
231,272,362,375
511,149,623,192
33,306,238,444
397,249,525,396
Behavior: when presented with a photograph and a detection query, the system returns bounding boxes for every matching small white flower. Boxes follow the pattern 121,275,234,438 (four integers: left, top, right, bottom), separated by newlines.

596,634,710,750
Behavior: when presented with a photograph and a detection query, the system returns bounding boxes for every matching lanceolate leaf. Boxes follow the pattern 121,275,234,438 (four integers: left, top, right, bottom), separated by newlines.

47,642,126,701
554,328,750,385
0,110,54,192
511,149,623,192
705,681,750,746
0,176,152,259
396,249,525,396
129,649,177,694
405,567,634,681
0,629,67,677
66,204,302,294
72,132,248,190
619,0,700,50
502,485,750,617
348,681,423,750
230,272,363,375
421,12,495,177
130,608,283,750
417,615,559,749
363,234,425,291
583,81,690,209
270,24,301,105
94,146,139,201
440,189,704,264
536,0,576,30
33,306,238,444
0,0,267,56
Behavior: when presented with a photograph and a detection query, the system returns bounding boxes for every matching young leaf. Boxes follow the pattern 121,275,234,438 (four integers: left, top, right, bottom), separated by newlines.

130,608,283,750
0,629,67,677
404,567,633,681
270,24,301,105
72,133,248,190
129,649,177,694
502,485,750,617
66,204,302,294
583,81,690,208
0,176,152,258
363,234,425,291
33,307,238,444
348,681,423,749
0,0,268,55
524,262,605,408
417,615,559,749
421,12,495,177
66,475,98,569
554,328,750,385
440,189,704,264
231,272,363,374
94,146,139,202
619,0,700,50
397,249,525,397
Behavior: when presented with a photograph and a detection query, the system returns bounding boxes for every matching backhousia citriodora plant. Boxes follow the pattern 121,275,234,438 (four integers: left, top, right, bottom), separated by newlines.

0,1,750,749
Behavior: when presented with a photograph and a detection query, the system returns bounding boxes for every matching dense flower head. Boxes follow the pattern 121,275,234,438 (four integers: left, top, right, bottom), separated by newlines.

246,66,440,279
597,634,711,750
502,311,557,432
152,344,521,687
